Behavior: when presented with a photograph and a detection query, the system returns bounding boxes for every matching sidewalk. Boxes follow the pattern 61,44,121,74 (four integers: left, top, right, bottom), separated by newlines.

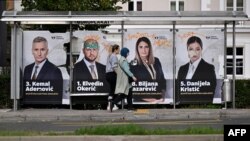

1,108,249,141
1,108,250,122
0,135,223,141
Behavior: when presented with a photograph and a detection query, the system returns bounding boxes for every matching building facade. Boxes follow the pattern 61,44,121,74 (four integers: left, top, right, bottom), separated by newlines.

116,0,250,79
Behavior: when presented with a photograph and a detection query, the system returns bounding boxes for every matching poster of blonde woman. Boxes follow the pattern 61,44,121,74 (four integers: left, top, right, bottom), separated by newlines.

175,29,224,104
124,29,173,104
72,31,110,94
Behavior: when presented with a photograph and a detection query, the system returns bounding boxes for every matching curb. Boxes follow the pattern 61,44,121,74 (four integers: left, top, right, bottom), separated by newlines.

0,135,223,141
1,109,250,122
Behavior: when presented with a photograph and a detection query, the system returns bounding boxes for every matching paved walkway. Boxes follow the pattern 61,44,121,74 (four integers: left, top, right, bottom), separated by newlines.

1,108,250,122
0,135,223,141
1,108,249,141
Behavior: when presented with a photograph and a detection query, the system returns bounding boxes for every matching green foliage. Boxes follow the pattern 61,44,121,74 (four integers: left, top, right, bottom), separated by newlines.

0,73,12,108
74,124,223,135
21,0,130,31
21,0,129,11
0,124,222,136
235,80,250,108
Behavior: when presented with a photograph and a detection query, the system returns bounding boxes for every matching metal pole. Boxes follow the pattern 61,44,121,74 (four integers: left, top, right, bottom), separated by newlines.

11,22,17,111
69,22,73,110
224,23,227,109
173,21,176,109
121,21,124,48
121,21,124,110
232,21,236,109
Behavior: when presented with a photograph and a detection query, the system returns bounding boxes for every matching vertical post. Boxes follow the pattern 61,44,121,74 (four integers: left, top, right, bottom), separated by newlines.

232,21,236,109
224,23,227,109
69,21,73,110
121,21,124,48
0,1,7,66
173,21,176,109
11,22,17,111
121,21,124,110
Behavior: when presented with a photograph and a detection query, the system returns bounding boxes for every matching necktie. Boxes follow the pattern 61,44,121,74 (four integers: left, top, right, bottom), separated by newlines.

32,66,39,80
191,65,195,74
89,65,97,79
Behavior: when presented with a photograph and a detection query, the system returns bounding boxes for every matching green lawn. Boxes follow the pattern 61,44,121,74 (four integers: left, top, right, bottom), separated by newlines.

0,124,223,136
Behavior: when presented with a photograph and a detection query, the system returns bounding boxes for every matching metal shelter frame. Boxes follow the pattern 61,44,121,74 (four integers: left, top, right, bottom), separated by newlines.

1,11,248,111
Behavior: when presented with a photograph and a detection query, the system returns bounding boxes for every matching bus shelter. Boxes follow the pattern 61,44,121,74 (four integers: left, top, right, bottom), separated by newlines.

1,11,248,111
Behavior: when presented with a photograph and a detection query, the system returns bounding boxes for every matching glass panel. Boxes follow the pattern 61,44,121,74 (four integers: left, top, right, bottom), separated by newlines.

171,1,176,11
236,48,243,55
227,68,233,75
227,0,233,7
137,1,142,11
179,1,184,11
129,2,134,11
227,48,233,55
227,0,233,11
227,7,233,11
236,67,243,74
236,0,244,11
237,0,243,7
227,59,233,66
236,59,243,66
236,7,243,11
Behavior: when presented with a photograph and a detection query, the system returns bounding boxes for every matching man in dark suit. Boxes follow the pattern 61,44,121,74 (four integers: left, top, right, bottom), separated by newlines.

73,39,106,92
177,36,216,103
23,36,63,104
24,36,63,81
24,60,63,81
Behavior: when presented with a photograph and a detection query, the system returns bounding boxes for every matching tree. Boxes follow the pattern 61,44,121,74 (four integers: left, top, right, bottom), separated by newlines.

21,0,129,31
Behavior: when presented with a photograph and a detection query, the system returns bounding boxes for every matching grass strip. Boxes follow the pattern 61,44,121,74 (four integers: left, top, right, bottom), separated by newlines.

75,124,223,135
0,124,223,136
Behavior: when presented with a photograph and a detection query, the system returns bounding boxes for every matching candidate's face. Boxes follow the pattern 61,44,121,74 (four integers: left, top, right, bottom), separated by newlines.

32,42,48,64
138,41,150,59
83,48,99,63
187,42,202,63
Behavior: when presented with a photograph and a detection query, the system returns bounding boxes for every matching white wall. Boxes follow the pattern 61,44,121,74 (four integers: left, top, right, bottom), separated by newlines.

201,0,211,11
245,0,250,17
244,44,250,78
14,0,22,11
143,0,169,11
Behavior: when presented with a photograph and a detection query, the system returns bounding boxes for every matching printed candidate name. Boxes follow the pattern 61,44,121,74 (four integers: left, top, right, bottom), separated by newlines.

132,81,158,92
25,81,54,92
76,81,103,92
180,80,211,92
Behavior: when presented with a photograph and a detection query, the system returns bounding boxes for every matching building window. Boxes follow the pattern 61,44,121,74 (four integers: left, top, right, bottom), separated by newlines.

226,47,244,75
128,1,133,11
226,0,243,11
170,1,184,11
137,1,142,11
128,1,142,11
